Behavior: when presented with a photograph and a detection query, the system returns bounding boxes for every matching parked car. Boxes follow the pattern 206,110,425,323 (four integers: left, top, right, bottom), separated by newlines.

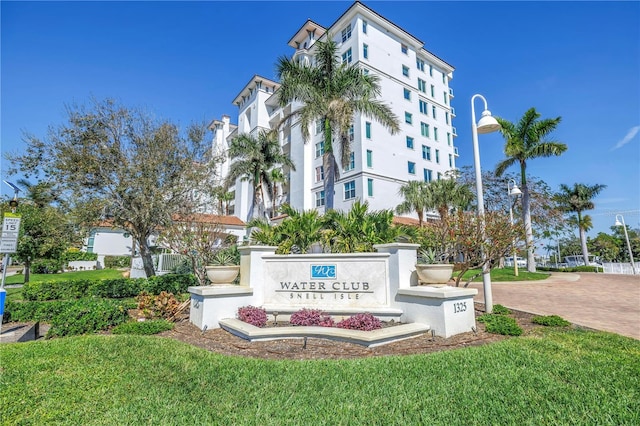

563,255,602,267
505,256,527,267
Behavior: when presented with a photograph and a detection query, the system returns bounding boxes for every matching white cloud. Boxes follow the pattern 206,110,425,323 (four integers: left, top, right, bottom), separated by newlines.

611,126,640,150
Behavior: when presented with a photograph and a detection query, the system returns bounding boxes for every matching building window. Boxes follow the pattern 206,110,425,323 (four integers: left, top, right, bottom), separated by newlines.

341,24,352,42
408,161,416,175
429,65,433,77
363,68,369,75
349,125,354,142
405,112,413,124
430,84,435,97
422,145,431,160
315,119,323,135
362,20,368,34
444,91,448,105
424,168,432,182
435,149,440,164
434,127,439,141
365,121,372,139
432,105,437,118
403,88,411,100
406,136,414,149
416,58,425,71
420,122,429,138
447,132,452,146
445,112,450,125
437,172,443,180
363,43,368,59
366,149,373,167
342,48,352,64
449,154,453,167
344,180,356,200
418,78,426,93
86,231,96,253
367,178,374,197
442,73,446,84
419,100,428,114
315,166,324,182
315,141,324,158
402,65,410,77
401,44,408,54
315,190,325,207
345,152,355,171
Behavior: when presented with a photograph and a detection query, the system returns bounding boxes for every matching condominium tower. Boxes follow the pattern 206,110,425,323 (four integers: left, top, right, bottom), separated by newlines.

211,1,457,222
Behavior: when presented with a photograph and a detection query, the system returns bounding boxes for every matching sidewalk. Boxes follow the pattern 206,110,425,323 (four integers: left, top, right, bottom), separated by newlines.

469,273,640,339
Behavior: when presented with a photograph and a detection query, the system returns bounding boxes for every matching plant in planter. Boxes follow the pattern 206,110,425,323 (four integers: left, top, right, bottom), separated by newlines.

205,247,240,285
415,247,455,286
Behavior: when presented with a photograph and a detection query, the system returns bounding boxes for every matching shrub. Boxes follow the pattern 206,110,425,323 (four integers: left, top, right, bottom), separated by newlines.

477,314,523,336
143,274,197,295
337,313,382,331
3,300,77,323
47,299,130,338
31,259,64,274
290,309,335,327
104,255,131,269
22,279,94,301
91,278,143,299
63,250,98,262
136,291,180,320
237,306,268,327
532,315,571,327
112,319,174,335
492,304,512,315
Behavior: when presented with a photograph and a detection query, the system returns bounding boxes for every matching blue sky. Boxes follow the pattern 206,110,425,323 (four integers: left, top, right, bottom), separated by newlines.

2,1,639,242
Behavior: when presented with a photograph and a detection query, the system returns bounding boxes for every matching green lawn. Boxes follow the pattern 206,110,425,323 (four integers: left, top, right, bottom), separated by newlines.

3,268,124,285
460,267,550,282
1,329,638,425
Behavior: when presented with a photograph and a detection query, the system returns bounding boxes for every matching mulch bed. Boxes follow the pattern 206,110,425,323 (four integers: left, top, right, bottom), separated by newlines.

156,304,545,360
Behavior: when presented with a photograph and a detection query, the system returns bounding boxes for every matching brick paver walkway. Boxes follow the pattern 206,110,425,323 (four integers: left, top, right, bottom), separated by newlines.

470,273,640,339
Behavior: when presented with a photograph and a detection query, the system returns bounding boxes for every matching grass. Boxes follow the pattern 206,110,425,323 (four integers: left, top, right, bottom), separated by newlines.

460,267,550,282
3,268,124,286
1,329,638,425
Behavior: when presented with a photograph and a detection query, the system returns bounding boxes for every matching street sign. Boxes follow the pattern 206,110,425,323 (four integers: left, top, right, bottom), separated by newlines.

1,212,21,253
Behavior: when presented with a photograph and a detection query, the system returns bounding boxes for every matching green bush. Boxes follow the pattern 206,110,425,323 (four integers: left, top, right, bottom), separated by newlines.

31,259,64,274
538,266,603,273
532,315,571,327
142,274,197,295
477,314,523,336
47,299,130,338
22,279,95,301
104,255,131,269
3,300,77,323
492,304,512,315
63,250,98,262
112,319,174,335
90,278,144,299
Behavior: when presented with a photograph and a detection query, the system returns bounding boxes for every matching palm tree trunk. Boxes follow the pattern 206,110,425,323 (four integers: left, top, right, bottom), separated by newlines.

323,119,336,210
521,182,537,272
578,212,590,266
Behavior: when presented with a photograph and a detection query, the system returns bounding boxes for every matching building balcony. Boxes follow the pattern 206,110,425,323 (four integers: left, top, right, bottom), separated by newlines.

453,146,459,157
448,88,454,97
450,106,456,116
452,127,457,136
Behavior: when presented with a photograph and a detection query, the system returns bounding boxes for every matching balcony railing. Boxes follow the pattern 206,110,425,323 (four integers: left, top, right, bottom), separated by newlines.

452,127,457,136
453,146,459,157
450,106,456,116
448,88,454,97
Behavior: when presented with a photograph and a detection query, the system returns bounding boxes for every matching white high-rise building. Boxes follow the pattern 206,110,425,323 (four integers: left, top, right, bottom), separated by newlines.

212,1,457,222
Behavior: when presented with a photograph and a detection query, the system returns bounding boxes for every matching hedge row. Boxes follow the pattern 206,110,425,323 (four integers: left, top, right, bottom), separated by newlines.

537,265,603,273
22,274,198,301
4,298,134,337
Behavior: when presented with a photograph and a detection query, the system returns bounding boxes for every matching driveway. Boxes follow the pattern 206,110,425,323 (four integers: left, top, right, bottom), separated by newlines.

469,273,640,340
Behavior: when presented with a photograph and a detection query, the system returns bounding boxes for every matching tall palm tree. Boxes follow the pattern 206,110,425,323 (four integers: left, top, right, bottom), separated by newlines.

268,167,287,218
495,107,567,272
554,183,605,266
396,180,430,227
226,131,295,220
276,36,400,210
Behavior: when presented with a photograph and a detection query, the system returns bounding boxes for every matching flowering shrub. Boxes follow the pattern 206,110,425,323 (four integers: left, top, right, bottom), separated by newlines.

337,313,382,331
290,308,335,327
237,306,268,327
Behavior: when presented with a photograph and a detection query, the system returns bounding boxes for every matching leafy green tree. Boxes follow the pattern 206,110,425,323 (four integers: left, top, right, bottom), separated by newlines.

7,98,217,278
396,181,430,227
554,183,606,266
226,131,295,220
276,36,400,209
609,224,640,262
495,107,567,272
588,232,621,262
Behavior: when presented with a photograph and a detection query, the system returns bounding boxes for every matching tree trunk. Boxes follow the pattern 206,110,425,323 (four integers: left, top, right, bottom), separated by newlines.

24,259,31,284
521,181,536,273
579,212,590,266
323,118,336,211
138,236,156,278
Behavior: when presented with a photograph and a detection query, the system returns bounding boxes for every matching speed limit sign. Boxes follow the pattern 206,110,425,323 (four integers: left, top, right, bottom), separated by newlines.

1,212,21,253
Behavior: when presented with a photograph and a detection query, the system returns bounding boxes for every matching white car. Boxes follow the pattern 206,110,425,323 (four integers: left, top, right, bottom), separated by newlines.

505,256,527,267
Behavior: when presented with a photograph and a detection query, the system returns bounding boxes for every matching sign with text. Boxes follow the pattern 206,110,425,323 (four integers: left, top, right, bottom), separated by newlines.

1,213,21,253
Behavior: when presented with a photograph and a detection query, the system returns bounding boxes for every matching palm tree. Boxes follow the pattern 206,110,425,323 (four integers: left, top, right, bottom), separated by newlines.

425,178,474,220
396,181,430,227
495,107,567,272
276,36,400,210
226,131,295,220
554,183,606,266
268,167,287,218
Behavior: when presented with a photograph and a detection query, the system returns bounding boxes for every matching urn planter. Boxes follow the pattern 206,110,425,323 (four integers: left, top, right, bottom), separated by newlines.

205,265,240,285
415,263,454,286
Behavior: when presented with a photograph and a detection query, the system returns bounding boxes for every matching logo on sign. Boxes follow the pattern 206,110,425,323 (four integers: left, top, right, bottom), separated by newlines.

310,264,336,279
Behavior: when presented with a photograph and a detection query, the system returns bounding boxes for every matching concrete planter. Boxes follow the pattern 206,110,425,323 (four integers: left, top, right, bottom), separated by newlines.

415,264,454,286
205,265,240,285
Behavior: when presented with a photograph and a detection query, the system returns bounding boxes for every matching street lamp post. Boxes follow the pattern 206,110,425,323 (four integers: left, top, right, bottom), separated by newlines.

615,214,637,275
471,94,501,313
1,181,21,290
507,179,522,276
